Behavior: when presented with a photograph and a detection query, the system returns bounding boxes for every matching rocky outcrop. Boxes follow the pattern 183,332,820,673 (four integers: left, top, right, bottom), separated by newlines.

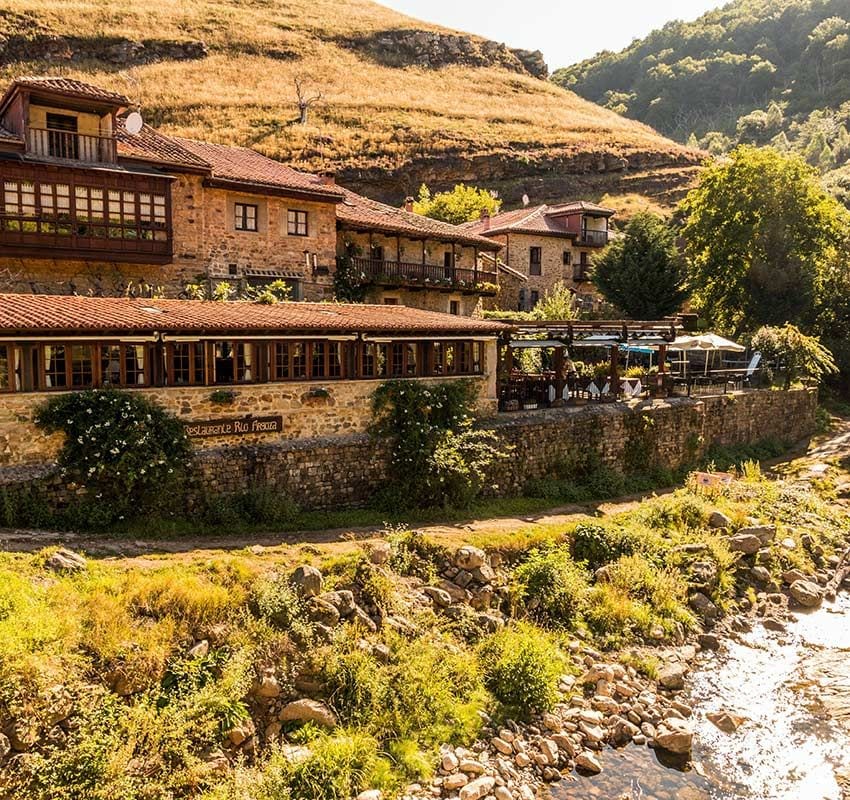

339,29,547,77
0,33,208,66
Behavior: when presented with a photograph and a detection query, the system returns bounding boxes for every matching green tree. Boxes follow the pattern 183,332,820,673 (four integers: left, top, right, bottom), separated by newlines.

592,212,688,318
532,281,579,320
413,184,501,225
680,146,849,335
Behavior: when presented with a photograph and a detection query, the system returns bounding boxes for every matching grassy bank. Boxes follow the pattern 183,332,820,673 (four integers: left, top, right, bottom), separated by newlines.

0,454,846,799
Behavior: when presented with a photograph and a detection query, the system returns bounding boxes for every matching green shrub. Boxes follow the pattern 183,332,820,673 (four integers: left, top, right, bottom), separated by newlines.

514,545,589,629
478,622,564,715
387,527,447,581
570,522,641,569
200,488,299,528
276,731,383,800
34,389,191,529
323,632,486,756
253,575,308,635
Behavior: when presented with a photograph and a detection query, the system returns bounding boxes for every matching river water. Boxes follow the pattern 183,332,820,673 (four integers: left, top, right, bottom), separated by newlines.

555,593,850,800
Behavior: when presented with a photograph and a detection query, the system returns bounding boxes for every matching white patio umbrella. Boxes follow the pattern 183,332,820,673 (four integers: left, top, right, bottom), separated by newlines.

670,334,745,375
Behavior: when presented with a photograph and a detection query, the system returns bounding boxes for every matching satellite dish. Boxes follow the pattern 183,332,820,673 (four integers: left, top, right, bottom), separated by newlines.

522,193,530,207
124,111,144,135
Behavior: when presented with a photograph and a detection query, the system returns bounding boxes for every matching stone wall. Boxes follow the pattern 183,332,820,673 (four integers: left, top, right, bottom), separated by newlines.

165,388,819,511
0,374,494,467
0,388,818,513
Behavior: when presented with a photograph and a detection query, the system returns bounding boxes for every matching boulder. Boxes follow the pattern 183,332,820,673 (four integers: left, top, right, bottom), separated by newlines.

739,525,776,545
782,569,808,585
689,592,719,619
491,736,513,755
290,565,322,598
0,732,10,761
780,538,797,551
789,579,823,608
657,663,686,691
367,541,391,565
459,776,495,800
552,732,576,757
321,590,356,617
708,511,732,529
654,719,693,754
455,545,487,571
188,639,209,659
575,750,602,773
728,534,762,555
750,566,772,584
356,791,382,800
255,668,281,698
279,699,337,728
45,548,87,572
443,773,468,790
423,585,452,608
441,750,459,771
707,710,747,733
306,597,340,627
227,718,255,746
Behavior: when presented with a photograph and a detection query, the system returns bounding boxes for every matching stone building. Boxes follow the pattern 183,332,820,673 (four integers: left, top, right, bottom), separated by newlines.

0,292,508,465
463,201,615,312
0,75,503,314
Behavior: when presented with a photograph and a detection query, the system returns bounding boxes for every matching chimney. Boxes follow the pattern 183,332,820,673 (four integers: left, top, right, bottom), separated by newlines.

320,172,336,185
479,208,491,230
404,196,415,213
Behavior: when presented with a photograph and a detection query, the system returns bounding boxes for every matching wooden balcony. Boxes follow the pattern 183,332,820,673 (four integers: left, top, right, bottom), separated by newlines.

572,264,591,282
27,127,117,164
349,257,498,294
578,229,608,247
0,162,173,264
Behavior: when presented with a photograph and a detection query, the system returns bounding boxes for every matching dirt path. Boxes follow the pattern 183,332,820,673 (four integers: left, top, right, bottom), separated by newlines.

3,417,849,566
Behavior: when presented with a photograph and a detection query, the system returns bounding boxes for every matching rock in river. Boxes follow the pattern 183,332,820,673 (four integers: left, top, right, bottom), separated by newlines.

789,579,824,608
654,718,694,754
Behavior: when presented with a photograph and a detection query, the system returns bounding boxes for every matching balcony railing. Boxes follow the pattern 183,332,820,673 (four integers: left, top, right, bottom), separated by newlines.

349,257,498,293
27,127,117,164
578,229,608,247
573,264,591,282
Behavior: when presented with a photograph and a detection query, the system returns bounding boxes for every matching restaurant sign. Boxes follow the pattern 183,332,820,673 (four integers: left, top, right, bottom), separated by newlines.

184,415,284,439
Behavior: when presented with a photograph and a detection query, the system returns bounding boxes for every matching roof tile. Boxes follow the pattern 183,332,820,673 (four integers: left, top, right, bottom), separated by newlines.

10,76,129,106
463,201,614,237
337,188,499,249
0,294,510,336
115,120,209,169
174,137,345,200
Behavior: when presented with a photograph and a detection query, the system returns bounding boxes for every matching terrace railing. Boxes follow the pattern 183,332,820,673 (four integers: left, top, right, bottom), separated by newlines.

578,229,608,247
349,257,498,293
27,127,117,164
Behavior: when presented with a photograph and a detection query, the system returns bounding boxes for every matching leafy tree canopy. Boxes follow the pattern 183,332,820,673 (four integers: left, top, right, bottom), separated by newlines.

592,212,688,319
680,146,850,335
553,0,850,204
413,184,501,225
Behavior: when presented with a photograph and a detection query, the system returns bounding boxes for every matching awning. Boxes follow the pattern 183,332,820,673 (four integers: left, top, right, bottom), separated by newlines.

671,334,745,352
509,339,568,349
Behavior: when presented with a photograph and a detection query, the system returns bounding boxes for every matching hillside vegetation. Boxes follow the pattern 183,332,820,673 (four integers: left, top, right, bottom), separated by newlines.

553,0,850,202
0,0,700,205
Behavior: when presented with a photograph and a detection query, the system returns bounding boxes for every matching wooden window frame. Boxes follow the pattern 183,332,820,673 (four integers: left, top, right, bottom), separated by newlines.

562,250,571,266
234,202,259,233
0,343,14,393
100,342,151,389
166,342,206,387
287,209,309,237
212,340,256,385
39,342,96,391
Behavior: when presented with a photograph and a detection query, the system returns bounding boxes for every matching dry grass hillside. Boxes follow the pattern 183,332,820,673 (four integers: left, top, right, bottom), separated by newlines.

0,0,704,205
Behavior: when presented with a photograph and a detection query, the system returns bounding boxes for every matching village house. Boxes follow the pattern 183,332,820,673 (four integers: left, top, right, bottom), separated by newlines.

463,201,615,312
0,292,509,465
0,75,502,314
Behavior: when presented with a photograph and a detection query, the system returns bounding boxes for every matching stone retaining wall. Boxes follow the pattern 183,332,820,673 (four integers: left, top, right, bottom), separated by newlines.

184,388,818,511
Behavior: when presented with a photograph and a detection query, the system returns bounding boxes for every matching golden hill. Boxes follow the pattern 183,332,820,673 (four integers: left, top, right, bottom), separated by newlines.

0,0,703,205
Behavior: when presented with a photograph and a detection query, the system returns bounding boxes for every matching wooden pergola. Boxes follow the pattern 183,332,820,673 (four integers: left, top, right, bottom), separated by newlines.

493,318,684,409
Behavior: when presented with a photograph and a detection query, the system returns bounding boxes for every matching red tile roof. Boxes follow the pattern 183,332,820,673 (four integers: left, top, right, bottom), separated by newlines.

174,138,345,200
337,188,500,250
115,120,209,170
7,77,129,107
0,294,511,336
463,201,615,237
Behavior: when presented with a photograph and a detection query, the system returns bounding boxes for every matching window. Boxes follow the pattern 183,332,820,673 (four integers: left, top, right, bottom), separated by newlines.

213,341,254,383
444,251,455,277
428,341,483,377
530,290,540,307
43,345,67,388
562,250,571,266
287,209,308,236
1,178,167,241
529,246,542,276
370,244,384,262
168,342,206,386
70,345,94,387
579,251,589,266
46,113,78,160
449,300,460,315
272,341,343,381
312,342,326,378
234,203,258,232
361,343,387,378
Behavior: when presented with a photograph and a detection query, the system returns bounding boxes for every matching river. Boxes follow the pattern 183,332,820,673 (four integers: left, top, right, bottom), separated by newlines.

555,593,850,800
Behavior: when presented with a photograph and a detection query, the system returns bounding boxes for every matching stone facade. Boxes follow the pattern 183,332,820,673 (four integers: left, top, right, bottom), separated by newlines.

0,176,340,299
486,231,602,312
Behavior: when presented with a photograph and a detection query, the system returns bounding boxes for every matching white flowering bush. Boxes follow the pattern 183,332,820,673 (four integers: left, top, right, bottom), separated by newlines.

371,379,508,509
35,390,191,528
